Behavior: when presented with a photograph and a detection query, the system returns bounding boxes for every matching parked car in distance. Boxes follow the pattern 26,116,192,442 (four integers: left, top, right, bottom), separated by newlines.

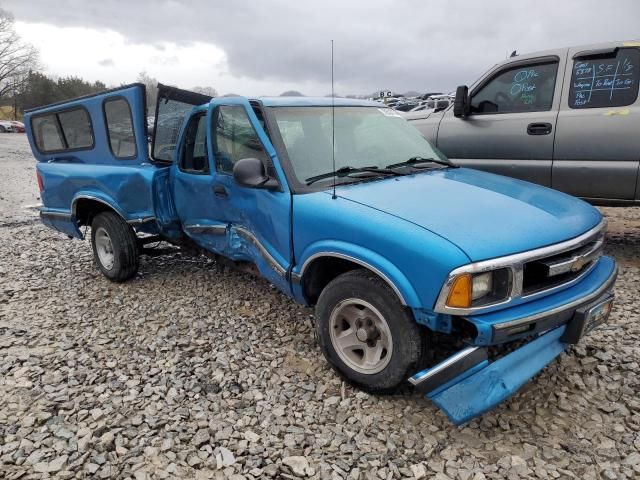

409,40,640,205
0,120,14,133
11,121,25,133
401,95,452,120
25,84,617,424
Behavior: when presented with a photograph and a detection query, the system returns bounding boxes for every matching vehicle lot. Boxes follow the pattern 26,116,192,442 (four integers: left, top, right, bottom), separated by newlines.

0,135,639,479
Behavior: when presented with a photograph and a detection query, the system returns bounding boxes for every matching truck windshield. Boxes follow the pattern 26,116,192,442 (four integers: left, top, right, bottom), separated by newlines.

271,106,449,187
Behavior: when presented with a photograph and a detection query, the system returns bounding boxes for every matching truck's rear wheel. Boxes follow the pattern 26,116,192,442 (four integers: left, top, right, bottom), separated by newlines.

315,269,427,393
90,212,139,282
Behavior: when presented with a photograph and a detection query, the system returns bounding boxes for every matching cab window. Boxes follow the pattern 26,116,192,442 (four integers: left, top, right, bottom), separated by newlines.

180,114,208,173
569,47,640,109
470,61,558,114
213,106,269,175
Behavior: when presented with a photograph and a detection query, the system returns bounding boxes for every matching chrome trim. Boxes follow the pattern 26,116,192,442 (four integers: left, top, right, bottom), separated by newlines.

298,252,407,305
71,195,119,219
72,195,155,227
234,227,287,277
434,219,607,315
128,216,157,226
184,223,227,235
542,237,603,277
494,264,617,331
409,346,479,385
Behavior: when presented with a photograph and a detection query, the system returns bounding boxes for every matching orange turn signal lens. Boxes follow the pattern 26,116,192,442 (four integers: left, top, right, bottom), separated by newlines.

446,273,472,308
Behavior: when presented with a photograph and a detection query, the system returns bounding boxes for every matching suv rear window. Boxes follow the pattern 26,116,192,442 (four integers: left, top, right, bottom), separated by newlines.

569,47,640,109
31,108,94,153
104,97,137,159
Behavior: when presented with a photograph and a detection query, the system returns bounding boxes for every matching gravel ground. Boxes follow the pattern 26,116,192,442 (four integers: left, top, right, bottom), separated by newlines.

1,134,639,480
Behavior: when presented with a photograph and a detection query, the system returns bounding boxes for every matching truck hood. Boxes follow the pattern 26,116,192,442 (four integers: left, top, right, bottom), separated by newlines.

335,167,601,262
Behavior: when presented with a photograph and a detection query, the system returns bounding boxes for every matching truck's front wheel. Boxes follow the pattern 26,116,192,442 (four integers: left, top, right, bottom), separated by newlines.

90,212,139,282
315,269,427,393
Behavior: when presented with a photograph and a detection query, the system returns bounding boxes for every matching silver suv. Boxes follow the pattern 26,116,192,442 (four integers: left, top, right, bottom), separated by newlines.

409,40,640,205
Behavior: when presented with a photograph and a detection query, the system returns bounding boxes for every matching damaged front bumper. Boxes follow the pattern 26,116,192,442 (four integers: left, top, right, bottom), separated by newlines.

411,257,617,425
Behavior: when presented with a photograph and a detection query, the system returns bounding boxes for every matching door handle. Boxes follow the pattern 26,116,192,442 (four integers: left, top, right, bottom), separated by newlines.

527,122,552,135
213,185,228,197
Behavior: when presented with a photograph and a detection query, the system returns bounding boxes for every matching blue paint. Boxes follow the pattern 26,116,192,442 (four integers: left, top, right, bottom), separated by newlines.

333,167,602,262
429,325,569,425
25,85,619,424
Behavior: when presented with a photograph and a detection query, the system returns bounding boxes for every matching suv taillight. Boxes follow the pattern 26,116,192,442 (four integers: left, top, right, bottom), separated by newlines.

36,171,44,192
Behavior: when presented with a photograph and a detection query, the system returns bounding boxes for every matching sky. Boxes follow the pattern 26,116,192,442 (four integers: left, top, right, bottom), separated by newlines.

4,0,640,96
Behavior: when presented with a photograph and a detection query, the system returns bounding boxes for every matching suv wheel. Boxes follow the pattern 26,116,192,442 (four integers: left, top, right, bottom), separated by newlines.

315,269,427,393
90,211,139,282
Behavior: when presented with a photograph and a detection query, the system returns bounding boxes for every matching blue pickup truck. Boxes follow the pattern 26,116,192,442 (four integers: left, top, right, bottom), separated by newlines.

25,83,617,424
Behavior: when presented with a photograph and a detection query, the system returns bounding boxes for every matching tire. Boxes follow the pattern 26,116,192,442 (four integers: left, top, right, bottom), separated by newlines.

0,126,5,133
90,211,139,282
315,269,427,393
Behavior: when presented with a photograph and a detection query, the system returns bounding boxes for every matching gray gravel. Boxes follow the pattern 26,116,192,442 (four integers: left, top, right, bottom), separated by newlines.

1,134,639,479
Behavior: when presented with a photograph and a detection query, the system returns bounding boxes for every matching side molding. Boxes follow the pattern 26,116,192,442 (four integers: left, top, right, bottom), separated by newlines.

235,227,287,277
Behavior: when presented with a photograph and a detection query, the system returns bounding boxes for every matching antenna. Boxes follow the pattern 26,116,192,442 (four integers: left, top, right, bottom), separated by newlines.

331,40,337,200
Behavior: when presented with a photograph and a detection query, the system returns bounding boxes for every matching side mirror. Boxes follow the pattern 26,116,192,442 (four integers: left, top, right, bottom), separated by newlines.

453,85,470,118
233,157,279,190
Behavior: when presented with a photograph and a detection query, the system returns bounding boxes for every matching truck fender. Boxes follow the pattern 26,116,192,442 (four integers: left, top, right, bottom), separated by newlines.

293,240,421,307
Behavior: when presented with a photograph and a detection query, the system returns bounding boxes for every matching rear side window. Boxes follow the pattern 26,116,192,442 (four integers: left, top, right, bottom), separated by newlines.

58,109,93,149
180,115,208,173
471,61,559,114
569,48,640,109
31,107,93,153
32,115,64,152
104,97,137,159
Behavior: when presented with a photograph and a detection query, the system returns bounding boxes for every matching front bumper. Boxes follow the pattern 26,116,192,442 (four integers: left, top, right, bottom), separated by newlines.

418,324,570,424
411,256,617,425
467,256,617,345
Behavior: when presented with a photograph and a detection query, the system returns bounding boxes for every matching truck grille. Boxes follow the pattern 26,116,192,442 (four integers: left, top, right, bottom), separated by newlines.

521,233,604,296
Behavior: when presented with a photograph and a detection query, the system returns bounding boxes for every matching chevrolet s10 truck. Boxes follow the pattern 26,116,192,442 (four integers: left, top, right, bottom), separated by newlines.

408,40,640,205
25,84,617,424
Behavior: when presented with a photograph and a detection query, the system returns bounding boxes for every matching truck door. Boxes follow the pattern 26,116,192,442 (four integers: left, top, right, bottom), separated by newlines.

150,84,217,241
435,54,565,187
553,44,640,201
204,97,292,294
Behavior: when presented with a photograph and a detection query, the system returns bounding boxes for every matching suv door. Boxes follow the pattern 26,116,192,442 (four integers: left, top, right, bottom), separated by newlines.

207,97,292,293
435,54,565,186
553,44,640,201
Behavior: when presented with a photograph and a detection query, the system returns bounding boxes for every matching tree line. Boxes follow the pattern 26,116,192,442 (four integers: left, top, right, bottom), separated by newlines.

0,8,217,119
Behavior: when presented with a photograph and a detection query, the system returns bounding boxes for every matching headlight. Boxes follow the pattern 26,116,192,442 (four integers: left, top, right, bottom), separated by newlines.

445,268,511,309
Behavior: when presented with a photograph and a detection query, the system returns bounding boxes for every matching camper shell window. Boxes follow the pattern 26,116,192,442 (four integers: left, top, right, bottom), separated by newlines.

30,107,94,154
103,96,137,159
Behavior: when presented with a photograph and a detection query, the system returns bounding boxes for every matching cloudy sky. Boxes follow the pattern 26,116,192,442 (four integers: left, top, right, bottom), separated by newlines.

4,0,640,96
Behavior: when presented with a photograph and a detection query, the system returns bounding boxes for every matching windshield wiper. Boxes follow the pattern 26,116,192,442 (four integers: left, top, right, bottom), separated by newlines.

386,156,457,170
305,166,402,185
